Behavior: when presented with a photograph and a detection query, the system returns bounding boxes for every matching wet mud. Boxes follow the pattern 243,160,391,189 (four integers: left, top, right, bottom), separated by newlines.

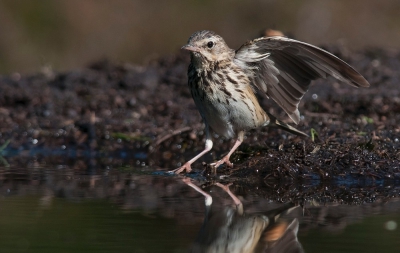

0,43,399,193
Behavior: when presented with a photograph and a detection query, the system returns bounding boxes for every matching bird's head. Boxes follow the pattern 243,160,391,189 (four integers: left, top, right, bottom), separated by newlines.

182,30,233,69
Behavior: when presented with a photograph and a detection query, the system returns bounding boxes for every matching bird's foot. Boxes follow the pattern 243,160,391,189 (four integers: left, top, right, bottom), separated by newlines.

169,162,192,174
215,182,243,212
182,177,192,184
215,182,233,192
210,156,233,168
183,178,213,206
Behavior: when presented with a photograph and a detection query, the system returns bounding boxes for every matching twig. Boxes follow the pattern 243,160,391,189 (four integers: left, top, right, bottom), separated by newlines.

154,126,192,146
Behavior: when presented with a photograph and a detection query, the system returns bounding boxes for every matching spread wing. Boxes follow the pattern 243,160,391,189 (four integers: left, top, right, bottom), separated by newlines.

234,36,370,124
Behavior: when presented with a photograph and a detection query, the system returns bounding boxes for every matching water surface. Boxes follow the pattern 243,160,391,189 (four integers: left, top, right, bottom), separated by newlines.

0,164,399,252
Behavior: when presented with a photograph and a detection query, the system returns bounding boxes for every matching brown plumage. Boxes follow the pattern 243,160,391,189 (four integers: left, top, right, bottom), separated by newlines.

172,30,369,174
182,179,303,253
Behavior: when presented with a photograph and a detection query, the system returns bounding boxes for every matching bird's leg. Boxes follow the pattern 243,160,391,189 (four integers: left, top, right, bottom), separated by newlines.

215,182,243,215
170,126,213,174
182,178,213,208
211,131,244,168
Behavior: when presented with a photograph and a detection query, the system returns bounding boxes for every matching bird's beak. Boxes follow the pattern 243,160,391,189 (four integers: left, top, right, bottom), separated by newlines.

181,44,200,53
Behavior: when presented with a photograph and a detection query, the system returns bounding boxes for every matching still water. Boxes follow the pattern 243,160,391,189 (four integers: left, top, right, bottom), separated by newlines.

0,165,399,253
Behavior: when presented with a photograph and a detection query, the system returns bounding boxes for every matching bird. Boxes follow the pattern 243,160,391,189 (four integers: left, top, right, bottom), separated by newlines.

182,178,303,253
172,30,370,174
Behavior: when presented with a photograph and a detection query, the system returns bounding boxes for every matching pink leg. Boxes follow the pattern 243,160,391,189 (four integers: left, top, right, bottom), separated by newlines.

215,182,243,215
169,128,213,174
211,131,244,168
182,178,212,206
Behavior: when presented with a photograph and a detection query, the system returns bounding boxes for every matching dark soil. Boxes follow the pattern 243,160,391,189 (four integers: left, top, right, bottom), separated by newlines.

0,43,399,187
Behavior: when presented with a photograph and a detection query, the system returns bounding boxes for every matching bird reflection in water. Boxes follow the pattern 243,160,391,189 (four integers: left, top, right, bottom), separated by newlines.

183,178,304,253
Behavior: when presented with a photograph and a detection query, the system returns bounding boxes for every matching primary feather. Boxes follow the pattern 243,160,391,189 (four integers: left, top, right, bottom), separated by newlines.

234,36,369,124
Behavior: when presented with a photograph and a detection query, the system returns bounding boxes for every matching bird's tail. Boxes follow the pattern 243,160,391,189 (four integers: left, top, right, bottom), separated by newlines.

267,113,309,137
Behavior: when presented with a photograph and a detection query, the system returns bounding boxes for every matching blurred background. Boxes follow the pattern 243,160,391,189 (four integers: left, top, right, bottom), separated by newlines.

0,0,399,74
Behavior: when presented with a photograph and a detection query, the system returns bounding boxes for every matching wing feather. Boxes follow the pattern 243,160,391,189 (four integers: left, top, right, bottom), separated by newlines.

234,36,369,124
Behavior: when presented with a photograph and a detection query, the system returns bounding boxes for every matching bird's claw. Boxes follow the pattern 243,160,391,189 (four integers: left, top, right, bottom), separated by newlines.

215,182,233,191
210,156,233,168
215,182,242,208
182,177,192,184
168,162,192,174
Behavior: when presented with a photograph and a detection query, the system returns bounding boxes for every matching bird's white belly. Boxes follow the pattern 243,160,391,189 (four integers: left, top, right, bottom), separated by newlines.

198,93,263,139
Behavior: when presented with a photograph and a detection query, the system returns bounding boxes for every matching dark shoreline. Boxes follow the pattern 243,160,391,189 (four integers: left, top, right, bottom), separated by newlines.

0,44,399,186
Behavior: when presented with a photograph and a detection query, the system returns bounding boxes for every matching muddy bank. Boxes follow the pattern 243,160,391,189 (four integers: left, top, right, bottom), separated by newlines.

0,44,399,184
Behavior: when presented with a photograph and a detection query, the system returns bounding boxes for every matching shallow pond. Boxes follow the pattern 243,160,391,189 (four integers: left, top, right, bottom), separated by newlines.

0,159,400,253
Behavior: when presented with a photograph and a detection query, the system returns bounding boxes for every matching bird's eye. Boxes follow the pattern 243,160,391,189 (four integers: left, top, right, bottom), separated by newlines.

207,41,214,48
